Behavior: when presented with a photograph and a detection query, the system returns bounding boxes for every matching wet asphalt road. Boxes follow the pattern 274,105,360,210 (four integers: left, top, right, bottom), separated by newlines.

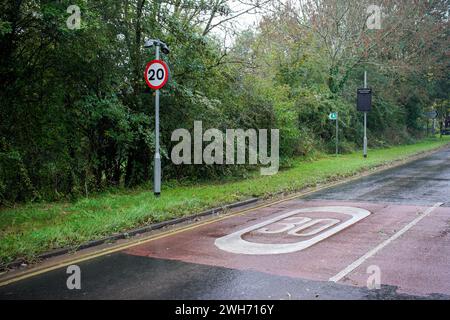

0,253,446,300
0,147,449,300
304,147,450,207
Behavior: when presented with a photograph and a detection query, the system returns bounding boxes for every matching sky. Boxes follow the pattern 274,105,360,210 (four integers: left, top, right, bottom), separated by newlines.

211,0,267,47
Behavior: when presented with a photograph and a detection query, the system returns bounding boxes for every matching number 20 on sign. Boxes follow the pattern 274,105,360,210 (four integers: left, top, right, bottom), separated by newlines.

144,60,169,90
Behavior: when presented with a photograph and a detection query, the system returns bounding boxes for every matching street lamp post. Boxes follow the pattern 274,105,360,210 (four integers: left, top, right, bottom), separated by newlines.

154,44,161,197
357,71,372,159
363,71,368,158
144,39,170,197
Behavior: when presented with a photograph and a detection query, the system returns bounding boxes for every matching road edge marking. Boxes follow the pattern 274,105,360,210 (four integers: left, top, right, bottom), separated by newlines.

329,202,443,283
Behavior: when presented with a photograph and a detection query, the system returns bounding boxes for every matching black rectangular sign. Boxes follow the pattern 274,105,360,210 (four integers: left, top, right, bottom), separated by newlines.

357,88,372,112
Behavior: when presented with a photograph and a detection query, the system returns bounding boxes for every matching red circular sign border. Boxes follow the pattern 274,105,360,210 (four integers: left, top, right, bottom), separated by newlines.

144,59,169,90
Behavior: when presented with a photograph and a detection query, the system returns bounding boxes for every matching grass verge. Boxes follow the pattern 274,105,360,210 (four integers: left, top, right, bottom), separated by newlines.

1,136,449,265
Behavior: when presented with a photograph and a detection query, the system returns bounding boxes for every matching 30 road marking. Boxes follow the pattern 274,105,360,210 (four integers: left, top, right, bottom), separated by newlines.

215,206,371,255
329,202,443,283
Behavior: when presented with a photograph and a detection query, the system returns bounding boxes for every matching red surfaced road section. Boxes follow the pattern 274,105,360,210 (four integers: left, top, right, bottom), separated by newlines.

340,206,450,296
124,200,450,296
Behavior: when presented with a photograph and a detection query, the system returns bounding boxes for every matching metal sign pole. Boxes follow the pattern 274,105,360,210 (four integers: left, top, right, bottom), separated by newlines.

144,38,170,197
336,112,339,156
363,71,368,158
154,43,161,196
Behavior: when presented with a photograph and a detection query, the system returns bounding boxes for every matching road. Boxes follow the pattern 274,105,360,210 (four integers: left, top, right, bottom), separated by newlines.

1,148,449,300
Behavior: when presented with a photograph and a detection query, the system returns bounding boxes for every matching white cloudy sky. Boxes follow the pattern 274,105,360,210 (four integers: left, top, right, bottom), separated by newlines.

211,0,269,47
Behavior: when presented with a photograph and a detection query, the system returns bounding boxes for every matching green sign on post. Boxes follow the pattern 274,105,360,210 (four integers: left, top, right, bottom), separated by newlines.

329,112,339,155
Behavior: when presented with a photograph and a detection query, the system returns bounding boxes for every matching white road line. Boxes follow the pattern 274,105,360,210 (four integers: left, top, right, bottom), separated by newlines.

329,202,443,283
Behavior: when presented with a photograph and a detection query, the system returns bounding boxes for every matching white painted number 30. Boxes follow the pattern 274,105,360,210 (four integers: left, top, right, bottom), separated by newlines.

215,206,371,255
258,217,340,237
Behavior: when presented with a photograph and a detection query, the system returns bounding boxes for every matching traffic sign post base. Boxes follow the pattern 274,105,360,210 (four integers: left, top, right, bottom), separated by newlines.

154,153,161,196
363,113,368,158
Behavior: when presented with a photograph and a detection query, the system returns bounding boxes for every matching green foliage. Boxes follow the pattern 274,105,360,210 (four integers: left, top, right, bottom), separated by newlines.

0,0,448,205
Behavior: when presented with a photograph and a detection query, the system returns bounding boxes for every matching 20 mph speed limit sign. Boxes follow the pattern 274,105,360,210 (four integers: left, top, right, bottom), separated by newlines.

144,60,169,90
